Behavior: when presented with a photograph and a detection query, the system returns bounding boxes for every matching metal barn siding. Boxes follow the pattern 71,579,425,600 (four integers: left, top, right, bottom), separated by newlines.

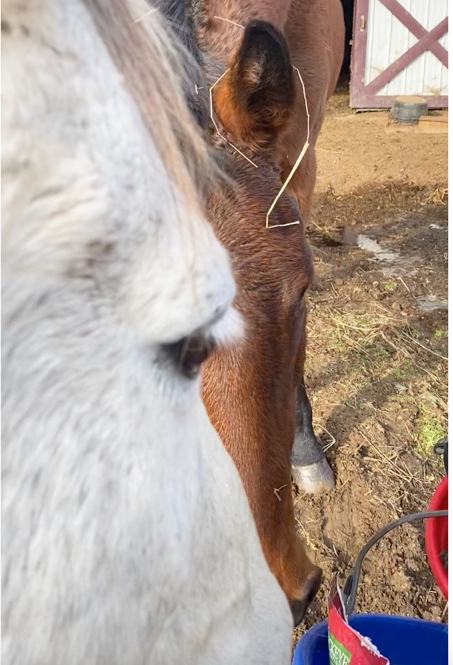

350,0,448,108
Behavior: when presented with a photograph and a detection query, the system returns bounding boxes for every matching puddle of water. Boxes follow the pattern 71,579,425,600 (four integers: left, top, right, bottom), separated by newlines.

382,257,419,277
417,296,448,312
356,234,400,262
344,228,420,276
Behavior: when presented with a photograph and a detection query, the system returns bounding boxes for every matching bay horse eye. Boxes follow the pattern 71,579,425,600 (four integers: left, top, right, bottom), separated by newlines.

163,334,215,379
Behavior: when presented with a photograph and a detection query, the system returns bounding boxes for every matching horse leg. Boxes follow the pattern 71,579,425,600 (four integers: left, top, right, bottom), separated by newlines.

291,382,335,493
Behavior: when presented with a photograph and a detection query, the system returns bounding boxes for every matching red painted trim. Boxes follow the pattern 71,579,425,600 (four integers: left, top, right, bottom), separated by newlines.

350,0,369,107
366,18,449,95
379,0,448,67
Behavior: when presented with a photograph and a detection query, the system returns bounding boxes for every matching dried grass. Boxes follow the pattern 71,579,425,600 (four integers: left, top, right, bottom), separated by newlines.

423,187,448,206
305,296,447,496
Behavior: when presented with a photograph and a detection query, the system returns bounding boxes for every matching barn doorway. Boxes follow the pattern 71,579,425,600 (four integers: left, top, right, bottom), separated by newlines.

340,0,354,75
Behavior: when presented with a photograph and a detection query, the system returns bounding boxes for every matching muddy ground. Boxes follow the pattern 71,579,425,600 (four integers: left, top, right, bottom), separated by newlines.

293,80,448,643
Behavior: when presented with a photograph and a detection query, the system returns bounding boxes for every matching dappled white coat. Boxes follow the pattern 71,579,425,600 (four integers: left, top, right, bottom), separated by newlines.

1,1,293,663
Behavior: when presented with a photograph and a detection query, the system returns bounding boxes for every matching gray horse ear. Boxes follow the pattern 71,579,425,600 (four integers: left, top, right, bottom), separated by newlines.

214,21,295,146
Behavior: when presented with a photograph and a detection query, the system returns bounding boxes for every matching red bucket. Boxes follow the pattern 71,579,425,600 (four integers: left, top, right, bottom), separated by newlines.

425,476,448,599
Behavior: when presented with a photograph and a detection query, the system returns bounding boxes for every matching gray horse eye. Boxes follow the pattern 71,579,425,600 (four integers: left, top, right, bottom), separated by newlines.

163,334,215,378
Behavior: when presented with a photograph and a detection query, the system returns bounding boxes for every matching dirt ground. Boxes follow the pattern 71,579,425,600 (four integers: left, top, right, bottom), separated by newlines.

293,79,448,643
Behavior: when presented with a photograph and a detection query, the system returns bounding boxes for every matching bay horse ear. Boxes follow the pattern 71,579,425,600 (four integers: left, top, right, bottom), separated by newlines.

215,21,295,145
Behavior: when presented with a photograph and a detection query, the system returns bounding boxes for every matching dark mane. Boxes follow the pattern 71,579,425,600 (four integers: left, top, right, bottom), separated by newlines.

153,0,212,131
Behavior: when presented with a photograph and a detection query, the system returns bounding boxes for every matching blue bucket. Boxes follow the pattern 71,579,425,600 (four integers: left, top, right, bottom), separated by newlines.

293,614,448,665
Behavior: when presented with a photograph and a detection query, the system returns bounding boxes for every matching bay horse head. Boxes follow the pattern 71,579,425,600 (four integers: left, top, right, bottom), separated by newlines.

154,0,342,625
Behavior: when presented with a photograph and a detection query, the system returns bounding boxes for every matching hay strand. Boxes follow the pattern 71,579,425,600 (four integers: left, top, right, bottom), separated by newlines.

209,69,258,169
265,65,310,229
213,16,245,29
132,6,157,24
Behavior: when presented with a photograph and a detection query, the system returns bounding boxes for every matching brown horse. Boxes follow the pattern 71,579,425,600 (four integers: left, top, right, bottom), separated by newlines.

156,0,344,626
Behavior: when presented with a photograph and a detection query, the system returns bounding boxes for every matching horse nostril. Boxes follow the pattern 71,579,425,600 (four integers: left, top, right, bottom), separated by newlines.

289,567,322,627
